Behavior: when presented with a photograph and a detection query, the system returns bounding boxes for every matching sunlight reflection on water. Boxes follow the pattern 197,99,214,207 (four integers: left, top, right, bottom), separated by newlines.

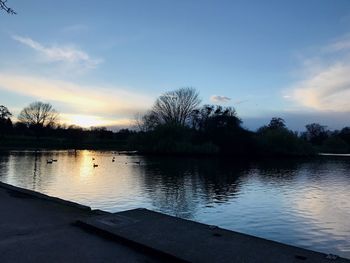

0,150,349,258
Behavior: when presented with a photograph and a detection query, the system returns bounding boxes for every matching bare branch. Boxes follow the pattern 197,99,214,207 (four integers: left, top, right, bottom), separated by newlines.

0,0,16,15
150,87,201,127
18,102,59,127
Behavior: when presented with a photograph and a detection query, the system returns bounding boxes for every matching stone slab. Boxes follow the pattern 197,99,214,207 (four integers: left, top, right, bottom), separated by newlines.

78,208,350,263
0,183,160,263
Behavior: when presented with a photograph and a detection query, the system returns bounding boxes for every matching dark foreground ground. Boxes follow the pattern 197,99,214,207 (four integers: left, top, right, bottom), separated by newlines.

0,182,349,263
0,183,159,263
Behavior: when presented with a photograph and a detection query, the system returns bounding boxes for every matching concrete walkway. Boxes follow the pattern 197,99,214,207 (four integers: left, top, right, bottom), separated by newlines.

79,209,350,263
0,182,349,263
0,183,159,263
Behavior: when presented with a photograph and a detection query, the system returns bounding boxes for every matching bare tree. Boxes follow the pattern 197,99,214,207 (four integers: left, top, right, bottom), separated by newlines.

0,0,16,14
18,102,58,128
134,112,152,131
144,87,201,129
305,123,328,145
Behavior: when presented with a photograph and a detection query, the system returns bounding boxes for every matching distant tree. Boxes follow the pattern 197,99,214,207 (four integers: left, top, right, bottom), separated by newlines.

192,105,241,131
305,123,328,145
322,137,348,154
0,105,13,138
139,111,160,131
191,105,214,130
0,0,16,14
66,125,85,149
90,126,107,132
90,126,113,139
13,122,27,135
18,102,58,139
18,102,58,128
0,105,12,120
142,87,201,129
268,117,286,130
339,127,350,146
192,105,253,154
115,129,134,140
256,118,314,156
257,117,287,134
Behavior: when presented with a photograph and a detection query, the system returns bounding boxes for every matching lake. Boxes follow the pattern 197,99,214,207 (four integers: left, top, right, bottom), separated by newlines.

0,150,349,258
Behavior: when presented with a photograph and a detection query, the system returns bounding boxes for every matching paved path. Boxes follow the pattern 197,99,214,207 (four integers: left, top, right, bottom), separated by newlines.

0,183,159,263
79,209,350,263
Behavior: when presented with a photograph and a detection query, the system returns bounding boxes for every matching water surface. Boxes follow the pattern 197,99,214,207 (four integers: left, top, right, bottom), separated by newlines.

0,150,349,258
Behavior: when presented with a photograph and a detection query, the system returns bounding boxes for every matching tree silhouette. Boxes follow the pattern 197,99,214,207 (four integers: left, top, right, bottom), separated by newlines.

256,118,314,156
18,102,58,128
0,105,12,120
339,127,350,145
192,105,241,131
268,117,286,130
142,87,201,129
305,123,328,145
0,0,16,14
0,105,12,139
257,117,286,134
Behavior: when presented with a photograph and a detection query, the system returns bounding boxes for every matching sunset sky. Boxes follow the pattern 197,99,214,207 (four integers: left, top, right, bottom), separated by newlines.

1,0,350,130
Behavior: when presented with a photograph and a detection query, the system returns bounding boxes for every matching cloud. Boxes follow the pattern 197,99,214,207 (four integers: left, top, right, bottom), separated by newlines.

210,95,231,103
288,34,350,112
325,35,350,52
290,63,350,111
0,73,153,120
12,35,102,69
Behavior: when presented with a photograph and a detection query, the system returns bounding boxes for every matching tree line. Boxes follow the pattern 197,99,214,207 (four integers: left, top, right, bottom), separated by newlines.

1,88,350,155
133,87,350,156
0,102,133,149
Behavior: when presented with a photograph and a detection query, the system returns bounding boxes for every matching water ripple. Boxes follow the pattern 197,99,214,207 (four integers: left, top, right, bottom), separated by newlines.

0,151,349,258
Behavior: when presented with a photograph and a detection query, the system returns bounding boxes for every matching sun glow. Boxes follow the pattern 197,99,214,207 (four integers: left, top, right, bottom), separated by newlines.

61,114,135,128
64,114,112,128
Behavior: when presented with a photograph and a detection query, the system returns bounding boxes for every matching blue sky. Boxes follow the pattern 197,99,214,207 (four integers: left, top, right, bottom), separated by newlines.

1,0,350,130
